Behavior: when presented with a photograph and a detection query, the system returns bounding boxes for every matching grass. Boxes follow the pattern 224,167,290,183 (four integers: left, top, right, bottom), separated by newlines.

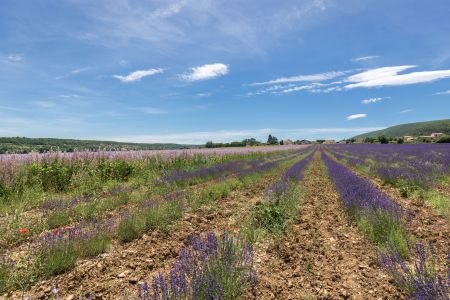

356,209,411,259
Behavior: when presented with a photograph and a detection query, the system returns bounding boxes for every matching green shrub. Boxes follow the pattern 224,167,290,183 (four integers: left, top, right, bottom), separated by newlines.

144,200,183,233
47,211,70,229
252,201,286,234
118,214,146,243
357,210,410,259
79,235,110,258
37,244,78,277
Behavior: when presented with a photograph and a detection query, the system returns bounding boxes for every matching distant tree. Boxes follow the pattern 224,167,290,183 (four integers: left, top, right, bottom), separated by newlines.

397,138,404,144
267,134,278,145
364,137,375,144
437,136,450,143
378,135,389,144
242,138,261,146
280,140,284,145
205,141,214,148
316,140,325,144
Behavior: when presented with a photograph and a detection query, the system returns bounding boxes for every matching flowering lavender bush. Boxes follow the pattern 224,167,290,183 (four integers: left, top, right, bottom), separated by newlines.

251,149,315,235
322,151,411,258
379,243,449,299
137,231,256,300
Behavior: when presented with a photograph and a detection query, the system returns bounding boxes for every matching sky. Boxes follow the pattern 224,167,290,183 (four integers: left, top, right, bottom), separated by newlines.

1,0,449,144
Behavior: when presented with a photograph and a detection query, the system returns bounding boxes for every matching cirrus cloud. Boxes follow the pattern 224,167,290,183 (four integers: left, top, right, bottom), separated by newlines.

180,63,229,81
114,68,163,82
251,71,347,86
346,113,367,120
345,66,450,89
361,97,388,104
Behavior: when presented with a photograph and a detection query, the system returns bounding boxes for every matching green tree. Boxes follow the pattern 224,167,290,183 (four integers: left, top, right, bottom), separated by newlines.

378,135,389,144
267,134,278,145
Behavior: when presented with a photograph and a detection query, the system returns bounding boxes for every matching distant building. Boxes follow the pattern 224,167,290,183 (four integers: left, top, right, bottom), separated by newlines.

283,139,294,145
403,136,415,142
430,133,444,138
323,140,336,144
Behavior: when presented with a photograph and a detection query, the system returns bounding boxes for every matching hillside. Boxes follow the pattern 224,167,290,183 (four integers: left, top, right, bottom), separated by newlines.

353,119,450,139
0,137,195,154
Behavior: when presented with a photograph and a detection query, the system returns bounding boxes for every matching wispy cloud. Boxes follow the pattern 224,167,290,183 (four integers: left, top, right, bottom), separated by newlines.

196,92,212,97
106,126,385,144
180,63,229,81
56,67,92,79
398,109,412,114
7,54,23,62
346,113,367,120
361,97,388,104
251,71,347,86
351,55,379,62
114,68,164,82
345,66,450,89
434,90,450,95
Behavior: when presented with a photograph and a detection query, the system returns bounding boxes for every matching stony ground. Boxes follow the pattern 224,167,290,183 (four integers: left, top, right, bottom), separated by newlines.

6,151,449,300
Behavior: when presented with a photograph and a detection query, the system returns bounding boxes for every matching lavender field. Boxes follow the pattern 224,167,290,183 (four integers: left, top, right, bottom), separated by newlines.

0,144,448,299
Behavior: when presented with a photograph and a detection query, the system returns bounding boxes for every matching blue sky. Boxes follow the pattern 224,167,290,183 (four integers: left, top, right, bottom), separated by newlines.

1,0,449,144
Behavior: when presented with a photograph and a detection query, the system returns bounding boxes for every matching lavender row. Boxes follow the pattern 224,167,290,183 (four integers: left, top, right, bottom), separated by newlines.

321,150,403,218
0,145,307,184
137,232,256,300
325,144,450,189
268,148,316,196
161,147,311,185
322,150,449,299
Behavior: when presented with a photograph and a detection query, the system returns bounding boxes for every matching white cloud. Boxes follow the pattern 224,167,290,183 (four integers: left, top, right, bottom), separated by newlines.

351,55,379,62
114,68,163,82
7,54,23,62
251,71,347,86
105,126,385,144
347,66,416,84
345,66,450,89
346,113,367,120
398,109,412,114
361,97,388,104
434,90,450,95
32,101,56,108
181,63,229,81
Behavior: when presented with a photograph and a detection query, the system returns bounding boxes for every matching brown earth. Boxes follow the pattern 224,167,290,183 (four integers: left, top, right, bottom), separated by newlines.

8,169,279,300
250,152,403,300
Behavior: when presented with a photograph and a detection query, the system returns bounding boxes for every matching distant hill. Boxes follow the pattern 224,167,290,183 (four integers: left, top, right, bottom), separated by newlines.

353,119,450,139
0,137,197,154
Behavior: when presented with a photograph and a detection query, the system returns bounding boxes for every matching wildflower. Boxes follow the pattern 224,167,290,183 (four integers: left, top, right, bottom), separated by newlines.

20,228,28,235
233,227,239,233
53,229,59,235
63,226,73,231
225,225,230,232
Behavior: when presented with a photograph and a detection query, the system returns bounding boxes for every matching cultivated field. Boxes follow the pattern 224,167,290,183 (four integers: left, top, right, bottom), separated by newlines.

0,144,448,299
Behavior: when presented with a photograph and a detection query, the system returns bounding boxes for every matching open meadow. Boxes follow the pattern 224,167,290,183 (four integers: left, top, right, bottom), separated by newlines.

0,144,448,299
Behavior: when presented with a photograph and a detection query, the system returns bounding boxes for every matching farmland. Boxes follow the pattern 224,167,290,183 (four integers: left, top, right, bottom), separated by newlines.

0,144,448,299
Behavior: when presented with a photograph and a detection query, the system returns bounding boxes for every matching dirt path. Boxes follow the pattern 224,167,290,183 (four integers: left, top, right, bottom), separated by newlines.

10,168,284,300
251,152,402,299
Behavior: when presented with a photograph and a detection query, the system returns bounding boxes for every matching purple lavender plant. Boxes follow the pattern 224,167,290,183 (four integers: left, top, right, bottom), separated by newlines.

137,232,256,300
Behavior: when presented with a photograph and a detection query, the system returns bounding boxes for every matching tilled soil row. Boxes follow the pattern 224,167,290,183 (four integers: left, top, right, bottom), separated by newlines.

250,152,402,299
9,167,286,300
